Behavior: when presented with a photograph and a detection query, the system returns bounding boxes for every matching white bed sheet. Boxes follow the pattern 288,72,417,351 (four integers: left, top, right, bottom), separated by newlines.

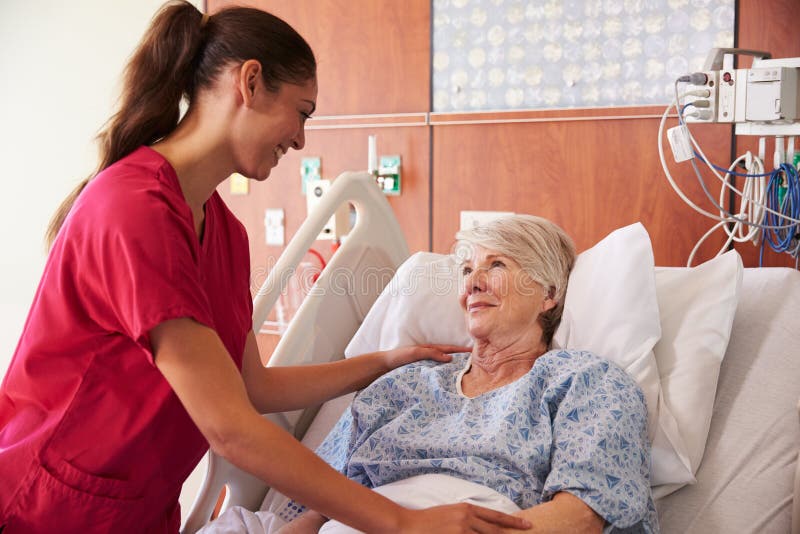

656,267,800,533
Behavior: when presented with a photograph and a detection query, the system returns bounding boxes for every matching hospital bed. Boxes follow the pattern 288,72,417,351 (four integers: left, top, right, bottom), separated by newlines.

182,172,800,534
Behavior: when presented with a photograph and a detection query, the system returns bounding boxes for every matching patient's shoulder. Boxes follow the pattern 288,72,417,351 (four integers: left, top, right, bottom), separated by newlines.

537,349,645,402
537,348,613,372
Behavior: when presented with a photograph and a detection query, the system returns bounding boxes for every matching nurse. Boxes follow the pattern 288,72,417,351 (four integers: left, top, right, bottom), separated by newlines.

0,2,532,533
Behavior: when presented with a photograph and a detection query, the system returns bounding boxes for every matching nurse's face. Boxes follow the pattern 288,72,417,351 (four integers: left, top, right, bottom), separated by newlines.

232,67,317,181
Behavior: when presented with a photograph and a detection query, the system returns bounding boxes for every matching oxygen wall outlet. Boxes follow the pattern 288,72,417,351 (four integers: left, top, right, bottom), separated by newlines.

300,157,321,195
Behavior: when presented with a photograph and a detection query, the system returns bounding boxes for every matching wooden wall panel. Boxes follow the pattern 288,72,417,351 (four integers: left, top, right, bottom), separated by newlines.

432,111,733,266
220,125,429,361
209,0,430,115
220,126,430,265
206,0,800,358
430,0,800,268
208,0,432,358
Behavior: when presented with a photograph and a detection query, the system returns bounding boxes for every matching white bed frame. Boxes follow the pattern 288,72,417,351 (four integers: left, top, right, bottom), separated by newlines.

182,172,800,534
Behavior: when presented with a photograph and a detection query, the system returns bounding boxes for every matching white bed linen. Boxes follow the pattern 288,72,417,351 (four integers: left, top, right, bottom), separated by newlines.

202,473,520,534
196,507,281,534
318,474,521,534
656,267,800,533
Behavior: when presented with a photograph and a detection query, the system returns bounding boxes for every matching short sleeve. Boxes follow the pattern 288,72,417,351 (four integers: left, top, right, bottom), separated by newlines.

542,357,652,529
68,177,215,356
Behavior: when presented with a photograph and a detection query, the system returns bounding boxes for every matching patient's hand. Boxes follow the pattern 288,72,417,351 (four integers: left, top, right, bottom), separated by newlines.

274,511,327,534
380,344,471,369
501,493,603,534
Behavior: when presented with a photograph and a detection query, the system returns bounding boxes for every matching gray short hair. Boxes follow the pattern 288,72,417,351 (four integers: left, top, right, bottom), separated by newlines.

455,215,576,346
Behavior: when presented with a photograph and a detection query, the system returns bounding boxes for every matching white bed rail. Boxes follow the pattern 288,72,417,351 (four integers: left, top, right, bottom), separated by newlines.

181,171,410,534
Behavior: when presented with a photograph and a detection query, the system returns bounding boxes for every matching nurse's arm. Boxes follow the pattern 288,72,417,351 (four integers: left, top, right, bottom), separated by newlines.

150,318,529,534
150,318,403,531
241,330,466,414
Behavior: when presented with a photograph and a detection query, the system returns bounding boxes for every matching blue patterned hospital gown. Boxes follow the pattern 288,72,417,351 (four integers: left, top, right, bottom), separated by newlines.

317,350,659,532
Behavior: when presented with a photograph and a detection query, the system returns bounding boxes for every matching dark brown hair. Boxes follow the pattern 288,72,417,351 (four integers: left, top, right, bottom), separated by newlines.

45,0,316,248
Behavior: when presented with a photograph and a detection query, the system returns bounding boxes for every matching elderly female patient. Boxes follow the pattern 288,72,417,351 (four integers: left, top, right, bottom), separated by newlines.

278,215,658,534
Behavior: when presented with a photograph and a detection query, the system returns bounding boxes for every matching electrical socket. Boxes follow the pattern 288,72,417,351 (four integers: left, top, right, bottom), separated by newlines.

264,208,284,246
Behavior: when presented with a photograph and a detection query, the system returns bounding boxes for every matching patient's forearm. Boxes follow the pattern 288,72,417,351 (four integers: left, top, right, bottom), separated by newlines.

502,492,604,534
275,511,327,533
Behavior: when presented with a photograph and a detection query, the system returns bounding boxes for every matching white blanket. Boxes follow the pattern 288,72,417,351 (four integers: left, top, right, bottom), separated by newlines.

320,474,520,534
201,474,519,534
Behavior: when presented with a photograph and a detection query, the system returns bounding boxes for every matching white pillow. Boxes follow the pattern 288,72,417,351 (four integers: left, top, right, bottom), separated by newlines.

345,252,471,354
650,250,743,498
345,224,693,489
552,224,663,438
550,224,691,489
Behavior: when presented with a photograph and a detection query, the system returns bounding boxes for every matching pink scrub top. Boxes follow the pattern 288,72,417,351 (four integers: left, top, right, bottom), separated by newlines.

0,147,253,532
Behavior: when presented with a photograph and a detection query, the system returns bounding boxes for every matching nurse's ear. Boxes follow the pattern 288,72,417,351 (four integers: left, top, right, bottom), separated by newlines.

237,59,262,107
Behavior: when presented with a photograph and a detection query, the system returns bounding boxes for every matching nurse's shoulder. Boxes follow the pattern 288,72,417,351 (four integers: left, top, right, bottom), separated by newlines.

68,146,194,242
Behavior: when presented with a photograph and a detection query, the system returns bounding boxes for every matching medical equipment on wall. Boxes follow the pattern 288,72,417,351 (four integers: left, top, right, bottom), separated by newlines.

659,48,800,267
367,134,402,195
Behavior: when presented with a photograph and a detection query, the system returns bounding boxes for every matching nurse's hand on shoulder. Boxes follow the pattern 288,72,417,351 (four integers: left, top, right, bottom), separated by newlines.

380,343,472,369
400,504,532,533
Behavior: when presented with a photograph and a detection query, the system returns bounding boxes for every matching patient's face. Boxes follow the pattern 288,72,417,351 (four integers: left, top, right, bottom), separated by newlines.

458,245,554,342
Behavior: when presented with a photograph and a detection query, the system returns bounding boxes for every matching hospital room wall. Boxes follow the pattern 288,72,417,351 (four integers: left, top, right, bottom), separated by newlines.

212,0,800,297
430,113,735,264
430,0,800,266
210,0,433,362
0,0,194,379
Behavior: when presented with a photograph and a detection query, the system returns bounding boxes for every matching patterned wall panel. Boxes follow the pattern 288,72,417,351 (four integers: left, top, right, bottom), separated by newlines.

432,0,735,111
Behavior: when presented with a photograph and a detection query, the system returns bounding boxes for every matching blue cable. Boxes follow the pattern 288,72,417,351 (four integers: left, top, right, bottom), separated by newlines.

760,163,800,265
692,150,773,178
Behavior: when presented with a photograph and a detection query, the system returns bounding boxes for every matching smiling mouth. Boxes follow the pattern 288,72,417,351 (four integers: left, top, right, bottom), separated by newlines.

274,146,285,162
468,302,495,312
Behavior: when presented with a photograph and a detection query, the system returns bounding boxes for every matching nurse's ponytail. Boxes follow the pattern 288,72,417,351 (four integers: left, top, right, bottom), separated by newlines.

46,1,316,249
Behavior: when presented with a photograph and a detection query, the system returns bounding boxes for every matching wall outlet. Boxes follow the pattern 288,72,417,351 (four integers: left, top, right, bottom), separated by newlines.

264,208,285,246
459,210,515,231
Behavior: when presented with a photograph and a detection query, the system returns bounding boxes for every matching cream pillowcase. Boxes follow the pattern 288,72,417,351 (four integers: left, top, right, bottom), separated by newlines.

345,252,471,354
650,250,743,498
550,223,692,488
